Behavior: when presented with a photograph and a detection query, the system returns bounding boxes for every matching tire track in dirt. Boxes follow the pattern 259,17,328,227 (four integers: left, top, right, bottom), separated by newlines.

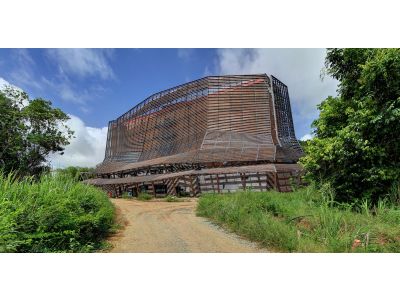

107,199,268,253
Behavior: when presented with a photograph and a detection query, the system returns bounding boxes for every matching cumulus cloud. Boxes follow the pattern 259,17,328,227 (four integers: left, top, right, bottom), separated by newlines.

41,76,105,108
0,76,29,107
49,115,108,168
4,49,112,111
0,77,9,89
1,77,108,168
300,134,313,141
213,49,338,138
47,49,115,80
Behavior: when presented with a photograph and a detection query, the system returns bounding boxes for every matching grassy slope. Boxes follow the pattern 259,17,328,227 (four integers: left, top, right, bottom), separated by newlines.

197,187,400,252
0,173,115,253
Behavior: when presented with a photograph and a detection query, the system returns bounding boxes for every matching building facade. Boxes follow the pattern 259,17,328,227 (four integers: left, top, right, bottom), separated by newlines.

87,74,304,196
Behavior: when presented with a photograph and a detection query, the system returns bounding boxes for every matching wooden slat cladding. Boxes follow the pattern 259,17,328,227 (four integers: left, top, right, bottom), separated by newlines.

101,74,284,169
104,78,209,163
139,96,207,161
86,163,303,194
200,74,277,164
271,76,303,160
95,73,304,194
207,75,272,135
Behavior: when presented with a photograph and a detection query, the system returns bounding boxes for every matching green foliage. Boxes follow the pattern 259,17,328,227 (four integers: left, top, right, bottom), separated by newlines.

56,166,94,181
298,139,310,153
121,192,133,199
0,87,73,177
0,172,114,252
386,180,400,205
165,195,183,202
300,49,400,203
197,188,400,252
137,192,152,201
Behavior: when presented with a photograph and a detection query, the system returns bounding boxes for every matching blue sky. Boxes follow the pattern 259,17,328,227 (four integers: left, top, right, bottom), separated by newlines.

0,48,338,167
0,49,216,127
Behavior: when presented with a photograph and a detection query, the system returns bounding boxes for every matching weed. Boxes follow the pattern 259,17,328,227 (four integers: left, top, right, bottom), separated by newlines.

196,186,400,252
121,192,133,199
137,192,152,201
0,172,115,253
165,195,183,202
388,180,400,205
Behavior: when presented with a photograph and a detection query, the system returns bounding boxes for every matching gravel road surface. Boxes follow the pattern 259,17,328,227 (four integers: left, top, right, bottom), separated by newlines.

108,199,268,253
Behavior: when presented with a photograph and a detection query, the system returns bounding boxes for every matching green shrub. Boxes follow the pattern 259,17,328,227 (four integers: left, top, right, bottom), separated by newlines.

388,181,400,205
300,49,400,204
56,166,94,181
137,192,152,201
197,187,400,252
0,172,115,253
121,192,133,199
165,195,183,202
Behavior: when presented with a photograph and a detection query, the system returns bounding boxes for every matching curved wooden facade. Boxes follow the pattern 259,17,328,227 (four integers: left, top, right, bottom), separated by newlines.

89,74,304,196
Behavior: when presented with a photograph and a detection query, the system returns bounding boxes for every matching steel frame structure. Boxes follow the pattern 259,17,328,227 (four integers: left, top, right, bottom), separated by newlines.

88,74,304,196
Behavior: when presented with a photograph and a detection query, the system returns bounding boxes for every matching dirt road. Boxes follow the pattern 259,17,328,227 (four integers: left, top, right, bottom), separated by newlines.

108,199,268,253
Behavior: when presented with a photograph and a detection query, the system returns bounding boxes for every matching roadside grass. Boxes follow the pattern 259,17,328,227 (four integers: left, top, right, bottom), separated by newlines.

119,193,185,202
121,192,185,202
121,192,133,199
165,195,184,202
0,172,115,253
196,186,400,252
137,192,152,201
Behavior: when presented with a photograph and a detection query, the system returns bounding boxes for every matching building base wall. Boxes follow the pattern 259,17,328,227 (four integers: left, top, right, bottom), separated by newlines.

95,168,304,198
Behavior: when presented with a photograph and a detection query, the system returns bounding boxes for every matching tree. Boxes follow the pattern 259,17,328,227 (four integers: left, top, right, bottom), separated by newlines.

57,166,95,181
0,86,73,177
298,139,311,153
300,49,400,203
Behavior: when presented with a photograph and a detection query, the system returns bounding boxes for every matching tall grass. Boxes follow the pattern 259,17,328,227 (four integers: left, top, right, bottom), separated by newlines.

137,192,152,201
0,172,115,252
197,186,400,252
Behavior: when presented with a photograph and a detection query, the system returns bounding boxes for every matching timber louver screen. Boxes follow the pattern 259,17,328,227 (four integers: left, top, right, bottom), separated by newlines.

271,76,304,160
89,74,304,195
104,77,209,163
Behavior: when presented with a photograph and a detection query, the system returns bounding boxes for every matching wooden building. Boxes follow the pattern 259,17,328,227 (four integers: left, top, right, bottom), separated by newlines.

86,74,304,197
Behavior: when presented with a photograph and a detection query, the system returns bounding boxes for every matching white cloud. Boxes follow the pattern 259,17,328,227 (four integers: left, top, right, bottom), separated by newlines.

49,115,108,168
177,49,194,61
11,68,43,91
9,49,43,91
39,76,107,112
47,49,115,80
213,49,338,138
58,83,87,104
1,78,107,168
5,49,110,110
0,77,9,89
203,66,212,76
15,49,35,65
0,77,29,108
41,77,89,105
300,134,313,141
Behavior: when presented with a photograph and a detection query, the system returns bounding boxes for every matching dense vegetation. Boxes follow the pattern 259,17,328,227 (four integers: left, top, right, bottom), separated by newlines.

56,166,95,181
300,48,400,203
0,86,116,252
2,48,399,252
197,48,400,252
0,87,73,177
0,172,114,252
137,192,153,201
197,187,400,252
